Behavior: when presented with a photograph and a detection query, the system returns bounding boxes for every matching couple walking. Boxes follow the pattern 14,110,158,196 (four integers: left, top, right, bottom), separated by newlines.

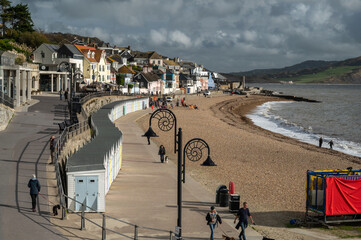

206,202,255,240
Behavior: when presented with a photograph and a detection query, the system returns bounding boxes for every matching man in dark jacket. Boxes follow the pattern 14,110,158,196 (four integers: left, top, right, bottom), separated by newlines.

234,202,255,240
28,174,41,212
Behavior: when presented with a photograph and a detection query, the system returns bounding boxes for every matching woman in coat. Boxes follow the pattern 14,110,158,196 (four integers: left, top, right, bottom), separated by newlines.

158,145,166,163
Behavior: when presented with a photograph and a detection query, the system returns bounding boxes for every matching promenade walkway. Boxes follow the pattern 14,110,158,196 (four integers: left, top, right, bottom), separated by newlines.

107,110,263,239
0,94,70,239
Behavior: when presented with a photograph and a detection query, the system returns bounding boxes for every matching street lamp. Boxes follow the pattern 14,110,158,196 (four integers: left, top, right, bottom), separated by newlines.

142,109,216,239
142,108,181,238
182,138,216,183
58,62,83,123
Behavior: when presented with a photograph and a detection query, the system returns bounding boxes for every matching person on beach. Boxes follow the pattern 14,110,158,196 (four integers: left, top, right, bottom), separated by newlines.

319,137,323,148
28,174,41,212
50,136,55,163
234,202,255,240
206,206,222,240
158,145,166,163
329,140,334,149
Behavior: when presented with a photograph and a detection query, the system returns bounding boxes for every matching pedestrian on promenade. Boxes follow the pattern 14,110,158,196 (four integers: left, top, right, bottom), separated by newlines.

64,89,68,101
329,140,334,149
234,202,255,240
319,137,323,148
50,136,55,163
59,89,63,100
206,206,222,240
28,174,41,212
158,145,166,163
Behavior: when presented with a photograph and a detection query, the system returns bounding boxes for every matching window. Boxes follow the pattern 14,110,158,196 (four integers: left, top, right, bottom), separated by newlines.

102,75,104,81
152,60,155,64
158,60,161,64
107,75,110,80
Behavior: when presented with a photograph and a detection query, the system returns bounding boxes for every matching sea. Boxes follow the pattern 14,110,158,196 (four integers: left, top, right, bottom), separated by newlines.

247,84,361,157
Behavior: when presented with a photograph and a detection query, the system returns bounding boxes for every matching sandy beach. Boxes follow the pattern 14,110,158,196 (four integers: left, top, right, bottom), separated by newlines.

137,93,361,239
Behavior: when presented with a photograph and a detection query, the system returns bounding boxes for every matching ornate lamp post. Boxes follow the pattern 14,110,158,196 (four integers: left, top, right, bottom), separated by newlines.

58,62,83,122
142,108,215,239
182,138,216,183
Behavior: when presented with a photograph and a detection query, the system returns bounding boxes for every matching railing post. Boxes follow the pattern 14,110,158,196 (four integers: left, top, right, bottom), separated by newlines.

102,214,106,240
61,195,66,220
81,201,86,230
134,225,138,240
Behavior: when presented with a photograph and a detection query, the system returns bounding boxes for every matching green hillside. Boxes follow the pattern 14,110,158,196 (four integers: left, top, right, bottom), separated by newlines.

279,66,360,83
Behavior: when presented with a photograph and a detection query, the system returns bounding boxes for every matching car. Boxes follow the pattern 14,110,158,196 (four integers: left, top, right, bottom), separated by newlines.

166,96,173,102
203,90,211,96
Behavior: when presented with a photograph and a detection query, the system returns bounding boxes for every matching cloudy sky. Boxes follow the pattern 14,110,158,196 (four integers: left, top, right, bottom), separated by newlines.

13,0,361,72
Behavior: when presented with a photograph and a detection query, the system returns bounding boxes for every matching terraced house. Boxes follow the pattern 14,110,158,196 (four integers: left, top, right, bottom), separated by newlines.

75,45,111,84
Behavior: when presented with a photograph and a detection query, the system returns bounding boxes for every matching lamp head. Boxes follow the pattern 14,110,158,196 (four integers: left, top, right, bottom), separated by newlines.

142,126,159,138
201,155,216,166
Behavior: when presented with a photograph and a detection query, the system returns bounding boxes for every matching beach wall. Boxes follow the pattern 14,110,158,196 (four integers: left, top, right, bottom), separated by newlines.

0,104,14,131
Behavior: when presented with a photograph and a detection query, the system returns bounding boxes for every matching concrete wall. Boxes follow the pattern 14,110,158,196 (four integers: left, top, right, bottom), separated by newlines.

0,104,14,131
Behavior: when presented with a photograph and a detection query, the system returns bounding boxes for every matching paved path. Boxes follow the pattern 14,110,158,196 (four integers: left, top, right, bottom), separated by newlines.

0,94,69,240
107,110,263,239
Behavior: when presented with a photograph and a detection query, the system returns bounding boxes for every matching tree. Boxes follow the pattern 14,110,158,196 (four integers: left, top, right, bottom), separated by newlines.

0,0,11,36
116,74,125,86
9,3,34,32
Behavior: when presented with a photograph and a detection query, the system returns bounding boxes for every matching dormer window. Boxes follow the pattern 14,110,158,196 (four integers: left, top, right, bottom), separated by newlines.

87,51,90,58
92,52,95,58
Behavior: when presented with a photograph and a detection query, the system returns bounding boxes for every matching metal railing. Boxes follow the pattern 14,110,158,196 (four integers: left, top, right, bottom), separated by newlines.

0,90,14,108
79,91,151,105
53,99,175,240
63,193,175,239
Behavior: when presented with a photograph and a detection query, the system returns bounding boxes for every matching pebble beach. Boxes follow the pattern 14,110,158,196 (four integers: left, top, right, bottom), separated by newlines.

137,93,361,239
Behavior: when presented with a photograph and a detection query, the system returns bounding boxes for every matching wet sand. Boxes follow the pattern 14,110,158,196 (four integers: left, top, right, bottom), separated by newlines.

137,93,361,239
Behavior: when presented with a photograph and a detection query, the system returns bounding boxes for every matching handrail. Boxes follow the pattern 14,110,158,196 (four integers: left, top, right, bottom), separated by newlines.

53,98,175,240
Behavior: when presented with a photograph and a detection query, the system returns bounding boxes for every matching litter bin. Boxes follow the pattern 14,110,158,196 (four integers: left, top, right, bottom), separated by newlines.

216,185,227,204
229,194,240,212
219,188,229,207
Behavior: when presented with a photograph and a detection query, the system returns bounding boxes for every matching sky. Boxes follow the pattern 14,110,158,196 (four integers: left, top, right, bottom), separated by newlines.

13,0,361,73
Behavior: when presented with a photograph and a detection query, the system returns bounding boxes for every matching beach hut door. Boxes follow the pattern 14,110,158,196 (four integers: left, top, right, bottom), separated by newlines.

87,176,98,211
75,176,98,211
75,177,86,211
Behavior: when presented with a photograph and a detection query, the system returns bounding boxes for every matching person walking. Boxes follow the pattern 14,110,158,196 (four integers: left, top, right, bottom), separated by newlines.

28,174,41,212
234,202,255,240
50,136,55,163
158,145,166,163
59,89,63,100
319,137,323,148
329,140,334,149
64,89,68,101
206,206,222,240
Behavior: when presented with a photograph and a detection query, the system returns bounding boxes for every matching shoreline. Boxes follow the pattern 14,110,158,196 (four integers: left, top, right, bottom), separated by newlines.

136,94,361,239
223,95,361,162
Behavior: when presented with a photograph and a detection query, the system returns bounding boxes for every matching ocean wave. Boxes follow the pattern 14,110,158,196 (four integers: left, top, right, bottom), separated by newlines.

247,101,361,158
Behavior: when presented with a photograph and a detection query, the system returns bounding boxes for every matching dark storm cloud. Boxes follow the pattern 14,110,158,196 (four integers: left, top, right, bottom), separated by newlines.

11,0,361,72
